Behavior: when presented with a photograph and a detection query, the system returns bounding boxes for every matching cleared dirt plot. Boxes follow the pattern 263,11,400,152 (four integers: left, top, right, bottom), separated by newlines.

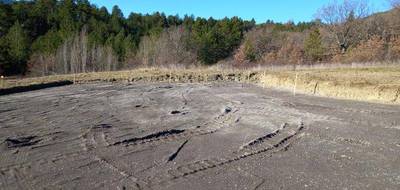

1,82,400,189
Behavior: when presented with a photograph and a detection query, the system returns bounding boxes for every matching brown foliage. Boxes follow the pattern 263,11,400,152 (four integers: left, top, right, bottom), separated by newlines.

233,44,247,63
262,52,278,64
259,32,305,65
345,36,385,62
388,37,400,60
276,35,305,65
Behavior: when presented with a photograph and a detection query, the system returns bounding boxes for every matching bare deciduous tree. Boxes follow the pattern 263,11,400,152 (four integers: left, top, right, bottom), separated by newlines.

29,29,120,76
316,0,370,53
388,0,400,8
137,26,196,67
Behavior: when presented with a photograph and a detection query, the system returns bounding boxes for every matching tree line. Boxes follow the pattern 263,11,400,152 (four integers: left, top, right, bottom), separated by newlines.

0,0,255,75
0,0,399,76
235,0,400,65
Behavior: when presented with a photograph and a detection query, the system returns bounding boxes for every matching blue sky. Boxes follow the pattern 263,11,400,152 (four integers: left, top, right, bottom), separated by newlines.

90,0,390,23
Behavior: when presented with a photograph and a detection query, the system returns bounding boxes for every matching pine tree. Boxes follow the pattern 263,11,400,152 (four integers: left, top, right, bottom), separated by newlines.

32,29,62,55
112,30,126,61
304,29,324,62
58,0,77,39
5,21,29,74
0,3,13,37
123,34,136,55
110,5,124,34
0,36,9,75
88,17,108,46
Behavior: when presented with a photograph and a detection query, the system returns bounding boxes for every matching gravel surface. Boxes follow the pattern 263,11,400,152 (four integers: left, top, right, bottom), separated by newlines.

0,82,399,189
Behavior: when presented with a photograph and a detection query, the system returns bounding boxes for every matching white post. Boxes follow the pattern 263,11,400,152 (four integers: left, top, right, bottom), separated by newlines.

293,72,298,96
262,71,266,88
0,75,4,88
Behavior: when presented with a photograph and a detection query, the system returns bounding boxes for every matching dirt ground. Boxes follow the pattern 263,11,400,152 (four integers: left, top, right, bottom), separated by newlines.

0,82,399,190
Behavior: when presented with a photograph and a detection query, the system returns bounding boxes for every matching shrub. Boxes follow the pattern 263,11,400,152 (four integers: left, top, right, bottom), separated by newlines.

345,36,385,62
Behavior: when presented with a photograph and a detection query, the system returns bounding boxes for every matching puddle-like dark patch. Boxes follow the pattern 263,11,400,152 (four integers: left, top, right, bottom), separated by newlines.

135,105,148,108
171,110,181,115
235,117,240,123
223,107,232,114
158,85,173,89
93,124,112,129
170,110,190,115
4,136,41,148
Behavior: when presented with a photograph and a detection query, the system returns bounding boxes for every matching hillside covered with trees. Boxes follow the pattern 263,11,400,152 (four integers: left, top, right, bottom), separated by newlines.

0,0,399,76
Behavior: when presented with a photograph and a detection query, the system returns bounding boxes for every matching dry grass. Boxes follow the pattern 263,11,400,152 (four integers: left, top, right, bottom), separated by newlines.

2,65,400,104
260,66,400,104
0,68,258,89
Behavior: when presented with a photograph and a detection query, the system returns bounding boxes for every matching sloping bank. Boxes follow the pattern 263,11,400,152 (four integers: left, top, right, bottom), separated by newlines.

259,67,400,104
1,67,399,105
0,69,260,95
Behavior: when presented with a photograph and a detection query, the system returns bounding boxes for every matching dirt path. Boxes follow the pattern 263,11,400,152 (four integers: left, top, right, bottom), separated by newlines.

1,82,399,189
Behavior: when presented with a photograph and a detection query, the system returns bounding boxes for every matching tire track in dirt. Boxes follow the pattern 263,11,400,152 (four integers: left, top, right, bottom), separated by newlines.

81,126,148,189
0,160,36,190
148,122,305,186
76,86,149,188
78,87,240,188
111,105,239,148
239,123,288,150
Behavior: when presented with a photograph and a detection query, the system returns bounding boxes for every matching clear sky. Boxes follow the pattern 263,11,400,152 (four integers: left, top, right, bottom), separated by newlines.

90,0,391,23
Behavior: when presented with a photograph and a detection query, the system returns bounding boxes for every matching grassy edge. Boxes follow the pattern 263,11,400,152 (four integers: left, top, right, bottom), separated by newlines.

1,67,400,105
259,68,400,104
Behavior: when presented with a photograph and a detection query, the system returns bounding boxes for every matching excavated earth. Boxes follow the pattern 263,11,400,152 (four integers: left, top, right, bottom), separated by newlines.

0,82,399,190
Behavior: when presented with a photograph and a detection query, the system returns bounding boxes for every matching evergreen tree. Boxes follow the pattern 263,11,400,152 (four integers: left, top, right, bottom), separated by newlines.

76,0,92,25
112,30,126,61
58,0,78,39
0,3,13,37
110,5,124,34
28,0,57,39
304,29,324,62
88,17,108,46
127,13,144,44
190,17,244,64
98,6,110,21
0,36,10,75
32,29,62,55
123,34,136,55
5,21,29,74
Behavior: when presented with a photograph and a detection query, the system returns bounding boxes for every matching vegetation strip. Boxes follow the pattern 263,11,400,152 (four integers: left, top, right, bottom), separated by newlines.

1,66,400,104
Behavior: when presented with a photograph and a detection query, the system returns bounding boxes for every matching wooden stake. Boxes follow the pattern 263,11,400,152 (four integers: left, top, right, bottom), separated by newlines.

293,72,298,96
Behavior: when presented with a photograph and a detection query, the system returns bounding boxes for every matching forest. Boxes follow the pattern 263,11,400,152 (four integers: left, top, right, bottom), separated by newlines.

0,0,399,76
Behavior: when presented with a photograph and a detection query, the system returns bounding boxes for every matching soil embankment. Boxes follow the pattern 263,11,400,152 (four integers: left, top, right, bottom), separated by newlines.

1,67,399,104
259,67,400,104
